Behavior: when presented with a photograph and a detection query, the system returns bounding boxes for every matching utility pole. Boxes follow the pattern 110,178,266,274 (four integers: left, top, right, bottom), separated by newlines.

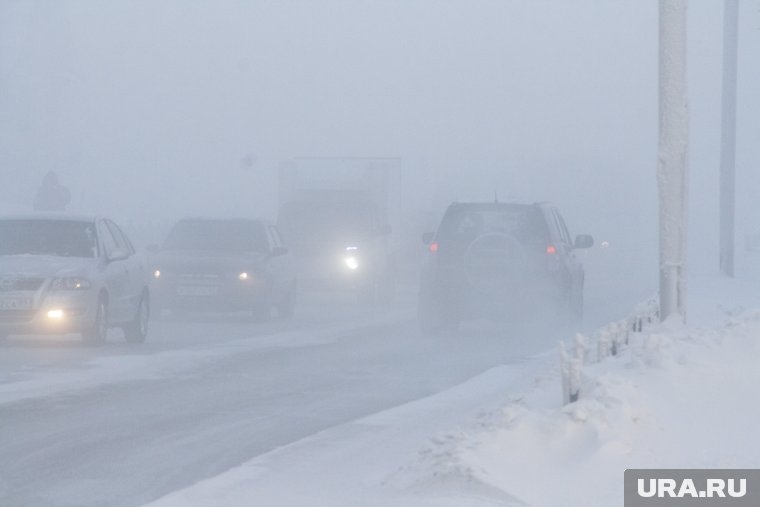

720,0,739,277
658,0,689,322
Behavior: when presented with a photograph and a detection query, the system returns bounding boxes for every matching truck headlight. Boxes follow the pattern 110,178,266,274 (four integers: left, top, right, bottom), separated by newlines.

51,277,92,290
344,245,360,270
344,256,359,270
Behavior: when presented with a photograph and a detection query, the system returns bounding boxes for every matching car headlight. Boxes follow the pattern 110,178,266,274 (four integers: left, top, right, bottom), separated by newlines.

344,246,360,271
344,256,359,270
153,269,161,279
238,272,250,281
51,277,92,290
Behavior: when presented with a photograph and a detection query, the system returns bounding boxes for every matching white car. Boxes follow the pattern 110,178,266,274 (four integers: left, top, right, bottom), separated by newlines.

0,214,150,345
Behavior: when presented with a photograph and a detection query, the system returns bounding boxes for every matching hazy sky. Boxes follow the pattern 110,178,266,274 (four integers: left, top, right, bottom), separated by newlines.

1,0,759,274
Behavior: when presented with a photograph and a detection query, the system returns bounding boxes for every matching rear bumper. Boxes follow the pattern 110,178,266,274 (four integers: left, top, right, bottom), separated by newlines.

422,270,568,321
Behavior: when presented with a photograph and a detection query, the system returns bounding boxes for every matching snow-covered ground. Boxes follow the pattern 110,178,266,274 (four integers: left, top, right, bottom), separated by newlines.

1,226,752,507
142,275,760,507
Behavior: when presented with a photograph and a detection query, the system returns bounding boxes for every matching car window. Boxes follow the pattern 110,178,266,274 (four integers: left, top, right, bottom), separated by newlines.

437,205,549,246
163,219,270,253
0,219,98,258
99,221,119,256
554,210,573,244
277,198,378,249
551,209,572,245
105,220,132,255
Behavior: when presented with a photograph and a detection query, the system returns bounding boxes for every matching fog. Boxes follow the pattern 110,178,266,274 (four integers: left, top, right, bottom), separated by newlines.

3,1,757,279
3,2,760,505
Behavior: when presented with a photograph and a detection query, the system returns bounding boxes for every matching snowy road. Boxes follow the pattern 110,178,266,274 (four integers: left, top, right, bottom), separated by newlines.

0,265,650,507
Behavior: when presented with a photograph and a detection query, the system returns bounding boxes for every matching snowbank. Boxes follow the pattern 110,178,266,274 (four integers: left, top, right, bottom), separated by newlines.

452,314,760,505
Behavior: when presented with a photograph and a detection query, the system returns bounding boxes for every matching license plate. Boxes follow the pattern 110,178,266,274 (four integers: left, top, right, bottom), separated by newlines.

176,286,218,297
0,297,32,310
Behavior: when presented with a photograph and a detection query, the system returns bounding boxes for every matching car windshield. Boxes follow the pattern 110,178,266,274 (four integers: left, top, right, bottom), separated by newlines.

163,220,269,253
0,219,98,258
278,199,376,249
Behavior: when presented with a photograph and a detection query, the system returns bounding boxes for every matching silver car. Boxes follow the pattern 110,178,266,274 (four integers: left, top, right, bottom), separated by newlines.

0,215,150,345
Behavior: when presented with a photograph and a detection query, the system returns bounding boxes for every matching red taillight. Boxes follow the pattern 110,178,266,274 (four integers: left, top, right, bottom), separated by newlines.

429,242,439,253
546,245,557,255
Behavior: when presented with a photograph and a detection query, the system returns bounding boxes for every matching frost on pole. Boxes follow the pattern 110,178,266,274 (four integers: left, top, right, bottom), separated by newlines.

720,0,739,277
657,0,689,321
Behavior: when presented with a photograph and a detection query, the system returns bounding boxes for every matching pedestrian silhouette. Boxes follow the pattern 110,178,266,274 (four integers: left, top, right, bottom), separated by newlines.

33,171,71,212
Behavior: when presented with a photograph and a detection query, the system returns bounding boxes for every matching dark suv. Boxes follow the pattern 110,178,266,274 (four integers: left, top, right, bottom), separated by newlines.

418,202,593,332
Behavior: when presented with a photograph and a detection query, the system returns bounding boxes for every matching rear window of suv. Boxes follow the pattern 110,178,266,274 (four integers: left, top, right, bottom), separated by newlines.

436,204,549,249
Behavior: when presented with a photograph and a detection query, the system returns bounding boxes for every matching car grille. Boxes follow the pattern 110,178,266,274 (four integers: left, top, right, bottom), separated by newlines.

0,277,45,292
178,273,220,283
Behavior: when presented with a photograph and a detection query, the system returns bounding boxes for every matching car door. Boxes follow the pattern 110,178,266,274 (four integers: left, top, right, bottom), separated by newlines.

106,220,145,317
551,208,583,292
98,220,131,323
266,224,291,302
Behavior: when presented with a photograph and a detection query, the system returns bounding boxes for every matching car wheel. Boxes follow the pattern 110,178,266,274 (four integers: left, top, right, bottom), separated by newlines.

276,283,296,320
82,297,108,346
124,293,149,344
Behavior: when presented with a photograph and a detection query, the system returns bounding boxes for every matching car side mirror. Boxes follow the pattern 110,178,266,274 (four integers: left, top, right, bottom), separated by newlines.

421,232,435,245
574,234,594,249
146,244,160,254
271,246,288,257
108,248,130,262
